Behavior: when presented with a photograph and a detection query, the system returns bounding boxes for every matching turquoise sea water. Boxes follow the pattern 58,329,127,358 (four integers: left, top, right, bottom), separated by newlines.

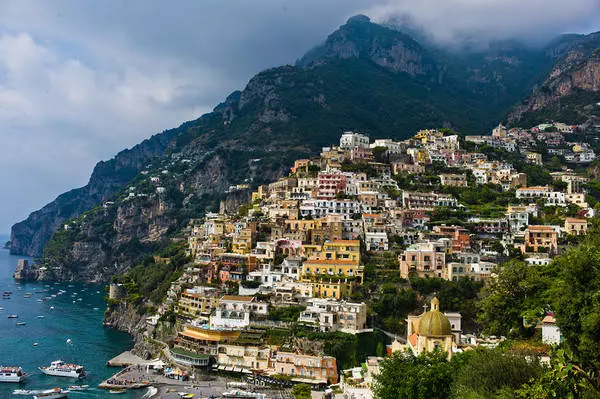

0,235,145,398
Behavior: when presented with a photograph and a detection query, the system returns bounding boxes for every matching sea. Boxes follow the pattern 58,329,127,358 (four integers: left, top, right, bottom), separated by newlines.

0,234,147,398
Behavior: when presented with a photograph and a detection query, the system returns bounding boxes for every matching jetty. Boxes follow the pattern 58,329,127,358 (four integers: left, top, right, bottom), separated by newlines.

107,351,149,367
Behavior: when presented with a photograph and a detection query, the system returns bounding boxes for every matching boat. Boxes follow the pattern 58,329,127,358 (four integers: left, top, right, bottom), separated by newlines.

39,360,85,378
0,366,27,382
33,387,70,399
68,385,89,391
37,315,45,319
7,314,18,318
109,389,127,394
0,307,5,310
50,306,55,310
16,322,26,326
222,390,266,399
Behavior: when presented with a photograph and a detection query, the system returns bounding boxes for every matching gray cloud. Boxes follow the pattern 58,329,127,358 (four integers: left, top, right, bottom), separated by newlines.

0,0,597,232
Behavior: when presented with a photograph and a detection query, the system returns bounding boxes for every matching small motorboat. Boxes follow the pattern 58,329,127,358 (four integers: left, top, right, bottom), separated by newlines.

50,306,55,310
109,389,126,394
37,315,45,319
0,307,5,310
68,385,89,391
7,314,18,319
33,342,39,346
33,387,69,399
16,322,26,326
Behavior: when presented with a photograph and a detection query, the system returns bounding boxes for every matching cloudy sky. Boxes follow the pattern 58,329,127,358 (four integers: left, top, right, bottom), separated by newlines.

0,0,598,232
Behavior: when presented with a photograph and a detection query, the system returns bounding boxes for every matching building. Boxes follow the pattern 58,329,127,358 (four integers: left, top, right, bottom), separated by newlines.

298,298,370,334
516,186,549,200
565,218,588,235
272,351,338,384
176,287,221,319
439,173,468,187
522,225,559,255
340,132,370,150
404,297,458,360
540,314,563,345
177,326,240,357
210,296,269,329
399,241,448,279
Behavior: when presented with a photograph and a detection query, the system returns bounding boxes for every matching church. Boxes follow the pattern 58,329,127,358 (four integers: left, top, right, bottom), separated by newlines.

389,297,461,360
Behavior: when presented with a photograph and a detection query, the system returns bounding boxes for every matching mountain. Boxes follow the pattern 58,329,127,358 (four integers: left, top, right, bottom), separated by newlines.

508,32,600,126
10,16,600,279
10,129,180,257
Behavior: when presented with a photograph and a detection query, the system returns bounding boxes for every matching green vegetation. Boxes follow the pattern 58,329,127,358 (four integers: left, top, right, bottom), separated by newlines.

114,241,189,305
268,305,306,322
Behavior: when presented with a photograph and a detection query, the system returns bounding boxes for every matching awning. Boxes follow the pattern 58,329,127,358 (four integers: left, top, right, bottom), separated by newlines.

242,369,252,374
233,367,242,373
225,366,234,372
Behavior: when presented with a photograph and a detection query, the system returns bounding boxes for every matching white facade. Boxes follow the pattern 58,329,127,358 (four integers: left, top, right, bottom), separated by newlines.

340,132,370,149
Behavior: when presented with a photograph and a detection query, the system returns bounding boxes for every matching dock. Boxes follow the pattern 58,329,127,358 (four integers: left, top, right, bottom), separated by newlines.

107,351,149,367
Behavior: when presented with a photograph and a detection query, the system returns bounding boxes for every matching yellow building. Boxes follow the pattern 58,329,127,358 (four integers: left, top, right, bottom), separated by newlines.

232,228,255,254
176,287,221,319
565,218,588,235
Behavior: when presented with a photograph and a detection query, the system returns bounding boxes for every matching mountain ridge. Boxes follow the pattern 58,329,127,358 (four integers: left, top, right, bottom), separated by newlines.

10,16,600,266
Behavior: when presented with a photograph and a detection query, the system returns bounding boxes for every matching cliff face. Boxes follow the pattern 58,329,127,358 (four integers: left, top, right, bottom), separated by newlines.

508,33,600,125
10,129,180,257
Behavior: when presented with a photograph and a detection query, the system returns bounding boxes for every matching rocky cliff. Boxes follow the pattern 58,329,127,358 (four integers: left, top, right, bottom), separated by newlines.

10,129,181,257
509,33,600,126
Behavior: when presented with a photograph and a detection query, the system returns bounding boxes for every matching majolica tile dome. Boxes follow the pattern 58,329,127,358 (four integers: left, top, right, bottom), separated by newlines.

418,297,452,336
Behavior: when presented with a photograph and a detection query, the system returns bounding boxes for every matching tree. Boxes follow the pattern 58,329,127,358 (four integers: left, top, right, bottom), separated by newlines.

451,348,546,398
550,230,600,389
477,260,551,337
292,383,312,399
373,350,455,399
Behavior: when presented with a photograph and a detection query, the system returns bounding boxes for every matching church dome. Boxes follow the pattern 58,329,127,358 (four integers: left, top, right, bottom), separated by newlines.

418,297,452,337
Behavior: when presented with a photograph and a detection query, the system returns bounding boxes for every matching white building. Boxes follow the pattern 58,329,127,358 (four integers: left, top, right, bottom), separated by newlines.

209,296,268,329
298,298,370,334
540,314,562,345
340,132,370,149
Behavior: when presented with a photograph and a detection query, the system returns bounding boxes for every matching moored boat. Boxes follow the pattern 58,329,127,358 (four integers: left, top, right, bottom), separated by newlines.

39,360,85,378
33,387,70,399
16,322,26,326
68,384,89,391
109,389,126,394
0,366,27,382
7,314,18,318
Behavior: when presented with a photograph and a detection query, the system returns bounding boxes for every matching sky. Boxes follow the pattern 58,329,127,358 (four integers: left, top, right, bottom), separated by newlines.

0,1,598,232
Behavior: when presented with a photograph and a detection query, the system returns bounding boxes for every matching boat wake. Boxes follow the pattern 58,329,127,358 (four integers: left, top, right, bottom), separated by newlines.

142,386,158,398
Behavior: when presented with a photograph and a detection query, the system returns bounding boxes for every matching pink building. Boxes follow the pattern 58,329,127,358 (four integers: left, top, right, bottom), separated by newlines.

272,351,338,384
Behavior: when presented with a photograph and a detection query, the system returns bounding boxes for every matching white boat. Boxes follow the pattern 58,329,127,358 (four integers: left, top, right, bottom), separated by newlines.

16,322,26,326
222,390,265,399
39,360,85,378
7,314,18,318
0,307,5,310
68,385,89,391
109,389,126,394
37,315,45,319
33,387,70,399
0,366,27,382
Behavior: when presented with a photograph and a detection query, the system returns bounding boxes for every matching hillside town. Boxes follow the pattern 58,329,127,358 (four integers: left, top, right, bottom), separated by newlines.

107,123,598,398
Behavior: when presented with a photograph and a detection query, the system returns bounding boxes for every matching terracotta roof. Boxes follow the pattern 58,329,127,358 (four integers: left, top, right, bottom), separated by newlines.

528,225,556,232
304,259,357,265
517,186,548,191
221,295,254,302
542,315,556,324
565,218,587,223
408,333,418,347
332,240,361,245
